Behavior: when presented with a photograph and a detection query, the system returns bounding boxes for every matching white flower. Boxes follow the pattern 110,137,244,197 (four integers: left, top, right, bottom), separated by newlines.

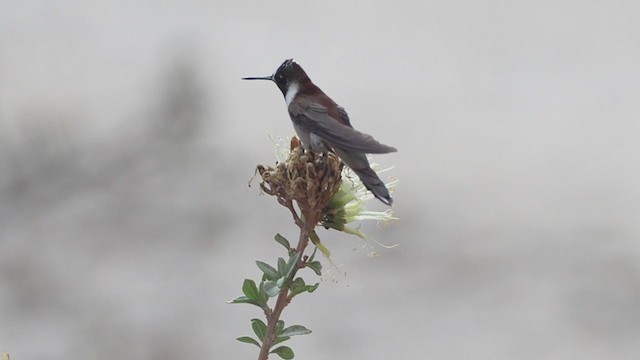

322,159,398,257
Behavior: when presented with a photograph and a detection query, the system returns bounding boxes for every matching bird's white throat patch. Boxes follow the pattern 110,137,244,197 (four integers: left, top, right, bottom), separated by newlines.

285,82,299,106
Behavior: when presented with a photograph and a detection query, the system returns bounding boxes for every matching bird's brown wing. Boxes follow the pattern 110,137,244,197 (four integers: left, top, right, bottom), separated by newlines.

289,98,397,154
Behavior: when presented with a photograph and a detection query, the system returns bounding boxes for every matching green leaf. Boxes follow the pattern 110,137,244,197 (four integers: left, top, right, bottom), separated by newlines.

276,276,287,289
242,279,260,302
306,283,320,293
289,278,320,297
236,336,261,348
227,295,251,304
256,261,279,280
285,252,300,278
306,261,322,276
228,295,266,309
264,280,281,297
275,320,285,335
289,278,306,297
274,233,291,250
270,346,295,359
307,247,317,262
258,281,269,304
273,336,291,346
281,325,312,337
251,319,267,342
277,257,287,276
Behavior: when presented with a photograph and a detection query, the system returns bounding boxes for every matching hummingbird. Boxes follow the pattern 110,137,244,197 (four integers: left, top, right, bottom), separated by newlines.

243,59,397,205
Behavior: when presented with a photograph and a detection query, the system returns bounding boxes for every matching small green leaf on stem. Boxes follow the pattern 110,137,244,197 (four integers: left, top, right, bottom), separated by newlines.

273,336,291,346
275,320,285,335
274,233,291,250
276,277,287,290
242,279,260,302
227,295,251,304
289,277,306,297
277,257,287,276
270,346,295,359
258,281,269,304
251,318,267,342
228,295,268,309
256,261,279,280
308,247,317,262
306,261,322,276
281,325,312,337
263,280,281,297
306,282,320,293
236,336,261,348
285,252,301,278
290,278,320,297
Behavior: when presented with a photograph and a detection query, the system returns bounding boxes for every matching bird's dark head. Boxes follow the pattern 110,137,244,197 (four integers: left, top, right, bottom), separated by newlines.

242,59,310,97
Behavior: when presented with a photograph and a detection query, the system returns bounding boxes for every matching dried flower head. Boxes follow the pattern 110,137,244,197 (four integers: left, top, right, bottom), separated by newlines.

257,137,343,216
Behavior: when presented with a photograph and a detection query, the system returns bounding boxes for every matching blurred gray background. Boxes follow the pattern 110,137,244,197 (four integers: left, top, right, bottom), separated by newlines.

1,1,639,359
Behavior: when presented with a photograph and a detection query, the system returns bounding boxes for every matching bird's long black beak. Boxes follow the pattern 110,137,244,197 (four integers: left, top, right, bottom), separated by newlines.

242,75,273,81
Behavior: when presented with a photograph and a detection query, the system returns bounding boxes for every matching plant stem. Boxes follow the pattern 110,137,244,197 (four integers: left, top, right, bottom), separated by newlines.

257,205,317,360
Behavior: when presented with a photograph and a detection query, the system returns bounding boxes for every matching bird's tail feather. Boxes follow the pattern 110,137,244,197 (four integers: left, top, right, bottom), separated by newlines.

334,149,393,206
